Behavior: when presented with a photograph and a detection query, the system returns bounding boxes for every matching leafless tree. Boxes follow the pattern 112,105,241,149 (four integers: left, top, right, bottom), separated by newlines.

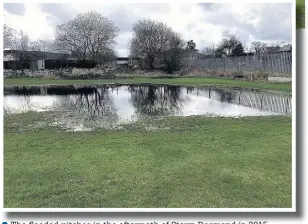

200,42,216,68
55,11,119,63
29,39,57,52
242,43,250,54
130,19,184,70
270,41,286,47
5,28,30,68
4,24,14,49
250,41,267,54
201,42,216,56
10,30,30,52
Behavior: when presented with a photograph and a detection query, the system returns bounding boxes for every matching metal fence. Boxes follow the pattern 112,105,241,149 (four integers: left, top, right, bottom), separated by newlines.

185,51,292,77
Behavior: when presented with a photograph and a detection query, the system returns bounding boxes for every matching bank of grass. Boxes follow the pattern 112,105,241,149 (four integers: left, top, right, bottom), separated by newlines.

4,77,292,94
4,112,292,208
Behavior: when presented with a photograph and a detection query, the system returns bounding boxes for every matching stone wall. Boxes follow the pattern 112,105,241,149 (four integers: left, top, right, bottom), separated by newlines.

4,69,61,78
3,67,125,79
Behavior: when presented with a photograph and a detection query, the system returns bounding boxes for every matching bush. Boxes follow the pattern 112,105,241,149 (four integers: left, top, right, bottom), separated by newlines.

74,60,97,68
161,49,183,74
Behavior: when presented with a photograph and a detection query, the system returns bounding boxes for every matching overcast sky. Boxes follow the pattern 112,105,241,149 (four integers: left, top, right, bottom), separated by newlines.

3,2,292,56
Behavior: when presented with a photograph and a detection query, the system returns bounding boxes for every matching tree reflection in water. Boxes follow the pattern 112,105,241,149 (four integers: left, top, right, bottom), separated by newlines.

49,88,116,130
59,87,118,122
128,85,188,117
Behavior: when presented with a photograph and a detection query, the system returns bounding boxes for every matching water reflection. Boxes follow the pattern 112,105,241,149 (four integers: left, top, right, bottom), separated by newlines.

64,87,118,120
4,84,292,130
129,85,187,117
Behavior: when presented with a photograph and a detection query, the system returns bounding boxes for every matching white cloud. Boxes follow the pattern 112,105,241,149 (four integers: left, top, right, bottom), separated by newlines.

3,2,292,56
4,3,55,40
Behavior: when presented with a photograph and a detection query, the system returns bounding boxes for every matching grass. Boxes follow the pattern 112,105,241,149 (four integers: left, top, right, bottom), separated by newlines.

4,112,292,208
4,77,292,94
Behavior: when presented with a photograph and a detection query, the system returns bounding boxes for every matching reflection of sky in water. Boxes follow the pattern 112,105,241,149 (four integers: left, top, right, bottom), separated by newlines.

113,88,136,121
4,95,63,113
180,95,274,117
4,85,291,131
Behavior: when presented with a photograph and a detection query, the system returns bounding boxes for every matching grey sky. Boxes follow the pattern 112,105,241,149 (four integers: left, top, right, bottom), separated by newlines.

3,2,292,56
4,3,25,16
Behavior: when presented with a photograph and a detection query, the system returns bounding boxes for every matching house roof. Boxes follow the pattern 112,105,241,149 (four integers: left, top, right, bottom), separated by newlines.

265,46,280,53
116,57,129,61
265,45,292,53
3,50,69,61
116,57,140,61
279,45,292,52
130,57,140,60
154,48,206,58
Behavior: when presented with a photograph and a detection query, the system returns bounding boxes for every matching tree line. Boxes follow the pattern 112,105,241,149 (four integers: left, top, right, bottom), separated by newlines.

4,10,289,73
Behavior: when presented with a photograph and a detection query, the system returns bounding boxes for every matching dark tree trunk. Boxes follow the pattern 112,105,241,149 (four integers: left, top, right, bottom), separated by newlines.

148,55,154,70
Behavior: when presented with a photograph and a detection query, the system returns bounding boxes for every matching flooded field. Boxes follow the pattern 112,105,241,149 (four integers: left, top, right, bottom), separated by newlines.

4,84,292,131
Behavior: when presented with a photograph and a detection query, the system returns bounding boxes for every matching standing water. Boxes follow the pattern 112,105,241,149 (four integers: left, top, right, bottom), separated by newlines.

4,84,292,131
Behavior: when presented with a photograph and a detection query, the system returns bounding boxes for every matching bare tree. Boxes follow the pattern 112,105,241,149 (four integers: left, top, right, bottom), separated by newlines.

201,42,216,56
55,11,119,63
4,27,30,52
130,19,184,70
8,30,30,53
5,29,30,68
270,40,285,47
29,39,57,52
4,25,14,49
201,42,216,69
250,41,267,54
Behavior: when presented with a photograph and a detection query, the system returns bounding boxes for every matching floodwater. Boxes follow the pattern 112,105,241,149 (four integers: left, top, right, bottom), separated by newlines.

4,84,292,131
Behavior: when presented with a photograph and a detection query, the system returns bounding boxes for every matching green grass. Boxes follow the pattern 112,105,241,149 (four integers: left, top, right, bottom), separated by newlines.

4,113,292,208
4,77,292,94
